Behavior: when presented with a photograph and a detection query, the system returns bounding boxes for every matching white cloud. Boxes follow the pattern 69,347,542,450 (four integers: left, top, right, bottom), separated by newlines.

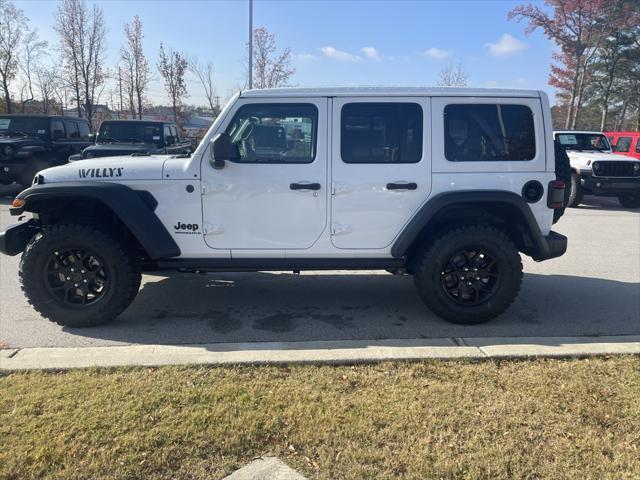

485,34,527,57
295,53,316,63
424,47,450,60
320,46,362,62
361,46,381,60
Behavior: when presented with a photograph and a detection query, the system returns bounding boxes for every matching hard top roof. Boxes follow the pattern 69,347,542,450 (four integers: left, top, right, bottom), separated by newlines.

240,86,542,98
101,119,174,125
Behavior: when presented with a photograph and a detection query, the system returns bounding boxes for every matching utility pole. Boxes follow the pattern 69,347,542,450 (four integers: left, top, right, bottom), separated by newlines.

118,67,123,119
248,0,253,89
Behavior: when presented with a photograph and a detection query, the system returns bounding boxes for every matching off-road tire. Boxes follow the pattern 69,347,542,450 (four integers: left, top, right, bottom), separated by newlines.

553,140,572,223
19,224,141,327
413,225,523,324
567,173,584,208
618,193,640,209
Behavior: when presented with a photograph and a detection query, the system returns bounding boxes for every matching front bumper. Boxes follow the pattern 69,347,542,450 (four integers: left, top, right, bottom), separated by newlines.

0,219,40,256
531,231,567,262
580,173,640,195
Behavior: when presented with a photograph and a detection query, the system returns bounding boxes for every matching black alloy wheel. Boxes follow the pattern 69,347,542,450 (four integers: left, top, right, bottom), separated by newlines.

440,248,499,306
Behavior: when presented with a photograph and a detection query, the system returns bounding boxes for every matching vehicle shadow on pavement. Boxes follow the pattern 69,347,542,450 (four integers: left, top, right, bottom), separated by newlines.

577,195,639,213
60,271,640,347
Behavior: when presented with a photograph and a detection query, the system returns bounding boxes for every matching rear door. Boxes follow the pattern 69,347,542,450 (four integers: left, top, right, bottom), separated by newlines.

330,97,431,249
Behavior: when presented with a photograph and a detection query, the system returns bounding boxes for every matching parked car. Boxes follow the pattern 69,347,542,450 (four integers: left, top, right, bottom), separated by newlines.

1,87,568,327
69,119,192,161
0,115,92,188
606,131,640,160
554,130,640,208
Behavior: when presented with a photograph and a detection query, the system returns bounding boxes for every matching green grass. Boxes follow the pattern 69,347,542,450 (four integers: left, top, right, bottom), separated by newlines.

1,357,639,479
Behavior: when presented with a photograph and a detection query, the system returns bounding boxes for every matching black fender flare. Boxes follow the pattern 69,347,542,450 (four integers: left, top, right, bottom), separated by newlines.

11,182,180,259
391,190,545,259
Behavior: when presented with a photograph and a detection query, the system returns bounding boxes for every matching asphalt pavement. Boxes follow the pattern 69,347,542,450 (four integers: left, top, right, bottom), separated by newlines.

1,185,639,350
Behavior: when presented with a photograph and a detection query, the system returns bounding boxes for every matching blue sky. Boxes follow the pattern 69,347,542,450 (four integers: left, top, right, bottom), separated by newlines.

16,0,556,107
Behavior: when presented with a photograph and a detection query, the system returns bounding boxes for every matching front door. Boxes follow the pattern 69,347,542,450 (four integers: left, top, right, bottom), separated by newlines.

202,98,328,250
330,97,432,249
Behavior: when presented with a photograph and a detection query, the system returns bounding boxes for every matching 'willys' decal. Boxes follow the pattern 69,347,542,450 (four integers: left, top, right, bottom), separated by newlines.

78,167,124,179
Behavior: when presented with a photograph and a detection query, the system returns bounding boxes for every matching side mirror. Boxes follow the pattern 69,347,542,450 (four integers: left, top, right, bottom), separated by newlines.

88,133,96,143
165,135,175,145
210,132,232,169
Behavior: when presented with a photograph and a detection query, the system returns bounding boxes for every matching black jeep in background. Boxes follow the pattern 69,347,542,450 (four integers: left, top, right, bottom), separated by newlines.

70,120,192,161
1,115,92,188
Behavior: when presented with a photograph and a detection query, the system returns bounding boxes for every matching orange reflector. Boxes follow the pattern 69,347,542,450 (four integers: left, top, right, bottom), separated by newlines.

11,198,25,208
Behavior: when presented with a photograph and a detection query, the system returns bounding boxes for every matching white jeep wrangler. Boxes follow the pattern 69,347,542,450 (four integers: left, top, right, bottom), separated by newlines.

554,131,640,208
0,87,568,327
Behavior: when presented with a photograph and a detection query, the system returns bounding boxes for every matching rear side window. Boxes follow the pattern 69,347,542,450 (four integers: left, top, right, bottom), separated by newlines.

78,122,90,140
636,138,640,154
64,120,79,139
444,104,535,161
615,136,631,152
50,119,65,139
226,103,318,164
171,126,178,138
341,103,422,163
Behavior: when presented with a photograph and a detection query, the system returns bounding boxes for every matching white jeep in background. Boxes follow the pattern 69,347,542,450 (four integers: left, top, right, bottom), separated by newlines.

0,87,568,327
554,131,640,208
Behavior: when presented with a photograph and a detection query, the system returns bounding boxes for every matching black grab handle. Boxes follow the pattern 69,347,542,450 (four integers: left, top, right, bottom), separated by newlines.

290,182,321,191
386,182,417,190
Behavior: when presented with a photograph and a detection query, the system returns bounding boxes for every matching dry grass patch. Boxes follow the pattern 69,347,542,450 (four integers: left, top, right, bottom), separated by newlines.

1,356,639,479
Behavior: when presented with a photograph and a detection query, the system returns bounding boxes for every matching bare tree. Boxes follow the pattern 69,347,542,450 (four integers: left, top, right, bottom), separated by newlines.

188,56,218,114
436,61,469,87
55,0,107,130
35,66,59,113
120,51,136,117
121,15,149,119
18,29,47,112
157,43,188,124
250,27,294,89
0,0,27,113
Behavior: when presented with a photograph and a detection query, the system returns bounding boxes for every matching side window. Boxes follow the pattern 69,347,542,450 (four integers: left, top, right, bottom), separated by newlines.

50,119,65,139
171,126,178,139
64,120,79,139
225,103,317,164
444,104,535,161
341,103,422,163
77,122,90,140
615,136,631,152
163,126,172,138
635,138,640,154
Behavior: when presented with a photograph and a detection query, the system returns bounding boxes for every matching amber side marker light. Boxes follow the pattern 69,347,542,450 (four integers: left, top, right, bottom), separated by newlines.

11,198,25,209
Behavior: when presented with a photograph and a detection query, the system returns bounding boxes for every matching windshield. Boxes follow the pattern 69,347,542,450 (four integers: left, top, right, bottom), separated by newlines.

0,116,49,137
555,133,611,152
98,122,163,144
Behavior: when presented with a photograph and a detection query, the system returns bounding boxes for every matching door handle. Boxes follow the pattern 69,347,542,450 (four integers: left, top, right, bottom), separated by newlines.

386,182,417,190
290,182,321,191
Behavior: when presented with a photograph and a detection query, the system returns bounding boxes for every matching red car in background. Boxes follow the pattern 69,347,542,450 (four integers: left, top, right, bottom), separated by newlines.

606,131,640,160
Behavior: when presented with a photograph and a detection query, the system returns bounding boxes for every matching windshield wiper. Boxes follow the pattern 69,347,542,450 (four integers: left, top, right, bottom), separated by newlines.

98,135,120,143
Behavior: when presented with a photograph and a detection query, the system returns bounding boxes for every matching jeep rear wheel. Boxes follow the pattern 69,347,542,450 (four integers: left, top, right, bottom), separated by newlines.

19,225,141,327
567,173,584,208
618,193,640,209
413,226,523,324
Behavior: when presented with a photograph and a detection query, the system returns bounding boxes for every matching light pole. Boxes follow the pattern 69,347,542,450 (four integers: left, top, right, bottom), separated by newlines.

248,0,253,89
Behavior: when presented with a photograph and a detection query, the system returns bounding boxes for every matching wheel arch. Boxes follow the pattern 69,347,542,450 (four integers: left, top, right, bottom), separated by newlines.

392,191,545,261
11,182,180,260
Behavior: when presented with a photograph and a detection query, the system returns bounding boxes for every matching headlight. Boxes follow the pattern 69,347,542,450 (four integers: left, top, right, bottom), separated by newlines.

2,145,12,157
592,162,602,174
633,162,640,175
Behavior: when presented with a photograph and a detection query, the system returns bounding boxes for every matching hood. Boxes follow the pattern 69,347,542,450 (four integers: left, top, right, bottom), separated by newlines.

0,135,44,148
38,155,168,183
83,142,161,158
566,150,638,164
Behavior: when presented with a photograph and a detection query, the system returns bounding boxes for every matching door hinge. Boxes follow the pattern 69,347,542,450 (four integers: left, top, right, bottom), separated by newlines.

331,223,352,235
331,183,352,196
201,182,226,195
203,223,224,235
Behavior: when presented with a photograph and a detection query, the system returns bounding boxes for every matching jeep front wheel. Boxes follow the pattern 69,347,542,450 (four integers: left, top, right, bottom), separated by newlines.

413,226,523,324
618,193,640,209
567,173,584,208
19,225,141,327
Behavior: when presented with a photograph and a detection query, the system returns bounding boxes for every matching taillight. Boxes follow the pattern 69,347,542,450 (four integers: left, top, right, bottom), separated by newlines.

547,180,565,209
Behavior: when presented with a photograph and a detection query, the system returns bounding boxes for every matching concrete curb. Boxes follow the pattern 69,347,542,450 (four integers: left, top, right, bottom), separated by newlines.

1,335,638,371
